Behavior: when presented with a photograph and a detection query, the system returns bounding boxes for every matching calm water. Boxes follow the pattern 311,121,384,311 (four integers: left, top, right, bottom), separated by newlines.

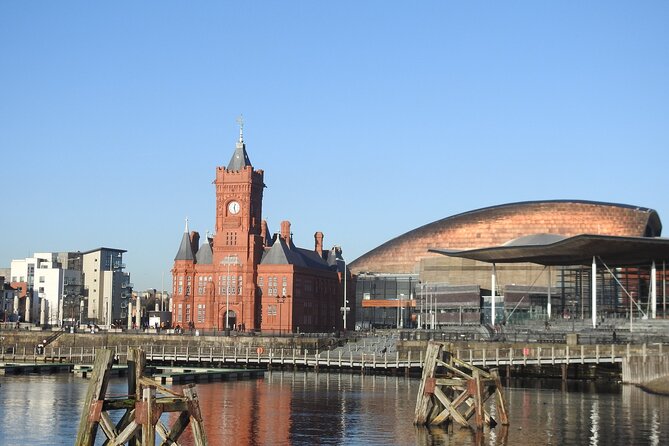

0,372,668,445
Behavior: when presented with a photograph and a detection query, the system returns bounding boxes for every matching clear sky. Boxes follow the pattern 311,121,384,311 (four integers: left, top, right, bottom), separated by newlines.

1,1,668,291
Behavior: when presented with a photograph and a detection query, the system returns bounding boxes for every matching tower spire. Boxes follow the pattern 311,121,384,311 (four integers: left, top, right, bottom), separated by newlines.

184,217,189,233
236,114,244,143
227,116,252,171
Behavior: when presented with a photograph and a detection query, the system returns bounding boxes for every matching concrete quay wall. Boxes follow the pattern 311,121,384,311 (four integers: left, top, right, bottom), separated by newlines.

622,355,669,384
0,330,337,352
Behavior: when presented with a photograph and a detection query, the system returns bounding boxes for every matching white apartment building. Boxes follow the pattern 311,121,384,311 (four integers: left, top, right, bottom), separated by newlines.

10,253,82,325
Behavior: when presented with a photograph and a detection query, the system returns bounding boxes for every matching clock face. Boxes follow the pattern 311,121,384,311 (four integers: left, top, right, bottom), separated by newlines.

228,201,240,215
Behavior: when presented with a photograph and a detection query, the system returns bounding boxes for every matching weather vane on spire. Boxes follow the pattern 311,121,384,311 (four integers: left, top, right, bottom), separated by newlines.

236,114,244,143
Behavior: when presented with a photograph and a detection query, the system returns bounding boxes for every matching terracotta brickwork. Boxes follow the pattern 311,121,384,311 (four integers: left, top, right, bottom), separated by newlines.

350,201,661,275
171,134,347,333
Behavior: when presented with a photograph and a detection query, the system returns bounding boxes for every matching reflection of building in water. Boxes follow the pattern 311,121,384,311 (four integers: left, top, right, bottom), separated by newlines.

168,379,291,445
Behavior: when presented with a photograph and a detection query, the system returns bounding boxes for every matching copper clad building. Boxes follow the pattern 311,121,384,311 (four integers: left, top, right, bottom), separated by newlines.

349,200,663,328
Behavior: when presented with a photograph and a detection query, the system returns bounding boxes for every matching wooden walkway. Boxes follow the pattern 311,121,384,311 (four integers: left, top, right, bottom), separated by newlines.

2,343,664,372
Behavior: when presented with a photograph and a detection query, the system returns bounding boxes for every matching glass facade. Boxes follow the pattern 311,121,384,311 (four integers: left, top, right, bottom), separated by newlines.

354,273,418,329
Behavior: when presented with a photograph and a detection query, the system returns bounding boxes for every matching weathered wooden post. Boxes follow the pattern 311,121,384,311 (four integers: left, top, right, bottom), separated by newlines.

141,386,156,446
414,341,509,430
74,349,114,446
74,347,209,445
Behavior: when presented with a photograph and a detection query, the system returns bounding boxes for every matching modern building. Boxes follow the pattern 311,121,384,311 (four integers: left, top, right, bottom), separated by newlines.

0,276,19,322
9,252,82,325
79,248,132,327
350,200,668,327
171,126,351,334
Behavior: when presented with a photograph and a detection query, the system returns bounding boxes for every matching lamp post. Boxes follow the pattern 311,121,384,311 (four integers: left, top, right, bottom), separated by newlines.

337,257,349,331
276,294,287,335
221,255,239,334
398,293,406,329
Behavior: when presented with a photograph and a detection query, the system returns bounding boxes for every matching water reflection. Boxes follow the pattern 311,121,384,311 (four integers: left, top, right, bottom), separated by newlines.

0,373,668,445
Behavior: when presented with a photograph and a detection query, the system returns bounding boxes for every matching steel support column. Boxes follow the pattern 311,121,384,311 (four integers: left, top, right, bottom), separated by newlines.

592,256,597,328
651,261,657,319
547,266,552,320
491,263,497,325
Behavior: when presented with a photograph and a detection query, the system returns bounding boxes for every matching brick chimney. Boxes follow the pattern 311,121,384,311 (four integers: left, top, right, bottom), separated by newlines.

314,232,324,257
280,221,291,246
261,220,269,243
190,231,200,256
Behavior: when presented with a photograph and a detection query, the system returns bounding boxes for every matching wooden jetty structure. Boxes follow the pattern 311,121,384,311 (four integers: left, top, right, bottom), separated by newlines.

0,362,73,375
415,341,509,430
75,348,208,446
153,366,265,385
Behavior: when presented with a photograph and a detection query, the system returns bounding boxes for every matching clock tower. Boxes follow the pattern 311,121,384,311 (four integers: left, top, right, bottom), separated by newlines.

212,121,266,330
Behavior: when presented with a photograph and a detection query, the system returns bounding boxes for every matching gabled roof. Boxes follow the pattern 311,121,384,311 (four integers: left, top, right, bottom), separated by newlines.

227,140,252,171
195,239,213,264
261,237,306,266
260,237,333,271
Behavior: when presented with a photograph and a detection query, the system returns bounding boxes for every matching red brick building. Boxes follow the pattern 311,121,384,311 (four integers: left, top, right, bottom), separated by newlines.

171,128,351,333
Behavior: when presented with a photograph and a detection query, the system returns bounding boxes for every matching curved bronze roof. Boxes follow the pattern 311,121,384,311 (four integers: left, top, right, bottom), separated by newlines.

431,234,669,267
350,200,662,274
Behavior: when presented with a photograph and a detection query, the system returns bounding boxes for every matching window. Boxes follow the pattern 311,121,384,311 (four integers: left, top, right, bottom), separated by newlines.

268,304,277,316
177,304,183,322
258,277,264,287
197,304,205,322
39,287,44,293
225,231,238,246
186,304,191,322
238,275,243,295
39,276,45,283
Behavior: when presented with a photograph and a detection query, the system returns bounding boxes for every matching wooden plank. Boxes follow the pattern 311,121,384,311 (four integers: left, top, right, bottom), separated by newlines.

184,384,208,446
491,368,509,425
414,342,441,425
129,348,146,446
110,418,141,446
473,371,484,430
158,411,190,446
98,411,118,442
75,349,115,446
433,386,469,427
141,387,156,446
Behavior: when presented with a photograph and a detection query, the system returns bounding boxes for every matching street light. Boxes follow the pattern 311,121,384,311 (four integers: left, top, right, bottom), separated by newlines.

337,257,349,331
276,294,287,335
398,294,406,329
221,255,239,334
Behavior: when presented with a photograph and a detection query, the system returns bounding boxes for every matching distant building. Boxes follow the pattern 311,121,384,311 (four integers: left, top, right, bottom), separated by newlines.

9,252,82,325
171,126,351,333
132,289,170,328
0,276,19,322
78,248,132,327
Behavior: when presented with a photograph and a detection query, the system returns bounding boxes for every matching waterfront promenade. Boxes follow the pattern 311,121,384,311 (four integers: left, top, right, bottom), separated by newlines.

1,328,667,384
2,319,668,382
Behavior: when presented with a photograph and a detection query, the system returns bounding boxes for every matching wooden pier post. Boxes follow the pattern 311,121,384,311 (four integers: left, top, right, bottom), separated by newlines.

74,347,209,445
74,349,114,446
414,341,509,430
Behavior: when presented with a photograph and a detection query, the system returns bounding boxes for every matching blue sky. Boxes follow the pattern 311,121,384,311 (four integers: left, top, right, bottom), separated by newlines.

1,1,668,291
